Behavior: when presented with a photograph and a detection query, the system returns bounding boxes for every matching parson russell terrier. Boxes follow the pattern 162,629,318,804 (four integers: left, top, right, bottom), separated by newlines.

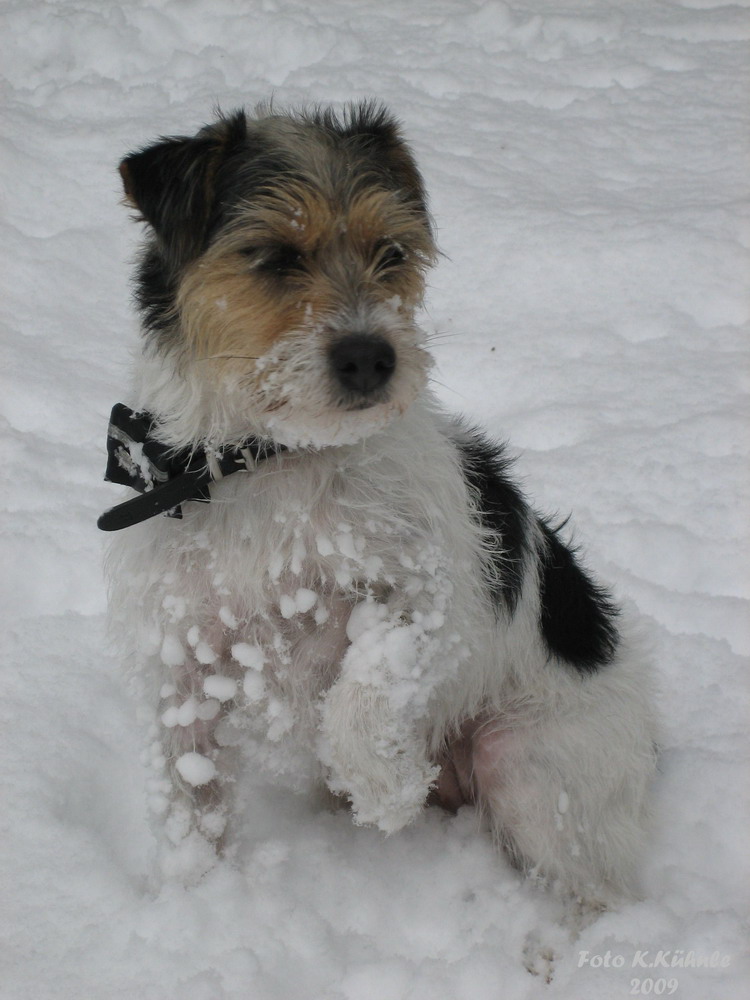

99,103,657,905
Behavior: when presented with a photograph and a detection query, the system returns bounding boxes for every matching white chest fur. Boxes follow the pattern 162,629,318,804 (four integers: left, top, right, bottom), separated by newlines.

106,398,494,825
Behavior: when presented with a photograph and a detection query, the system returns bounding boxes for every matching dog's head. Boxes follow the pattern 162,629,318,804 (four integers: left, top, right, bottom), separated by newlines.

121,104,437,448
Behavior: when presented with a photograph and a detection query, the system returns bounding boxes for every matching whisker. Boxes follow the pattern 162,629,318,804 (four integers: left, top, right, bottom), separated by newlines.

195,354,260,362
424,329,458,346
428,375,466,400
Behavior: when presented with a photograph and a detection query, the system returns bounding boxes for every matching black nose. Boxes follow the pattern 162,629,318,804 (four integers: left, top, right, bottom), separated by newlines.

328,334,397,394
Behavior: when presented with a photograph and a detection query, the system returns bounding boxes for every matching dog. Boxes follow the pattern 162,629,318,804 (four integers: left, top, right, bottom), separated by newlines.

100,102,657,906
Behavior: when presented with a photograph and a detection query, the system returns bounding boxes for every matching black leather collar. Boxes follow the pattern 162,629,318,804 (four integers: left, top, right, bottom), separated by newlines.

97,403,285,531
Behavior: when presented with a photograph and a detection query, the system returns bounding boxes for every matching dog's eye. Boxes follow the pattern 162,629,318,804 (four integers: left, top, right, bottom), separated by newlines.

374,241,406,274
244,244,306,278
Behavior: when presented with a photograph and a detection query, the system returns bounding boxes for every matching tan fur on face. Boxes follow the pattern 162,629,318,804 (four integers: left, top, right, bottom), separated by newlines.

176,181,435,384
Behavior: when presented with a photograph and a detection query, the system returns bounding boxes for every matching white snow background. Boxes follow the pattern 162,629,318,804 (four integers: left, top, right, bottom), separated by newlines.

1,1,749,998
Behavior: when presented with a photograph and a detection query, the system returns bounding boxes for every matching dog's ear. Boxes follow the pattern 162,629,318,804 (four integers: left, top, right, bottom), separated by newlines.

119,110,247,261
334,102,431,224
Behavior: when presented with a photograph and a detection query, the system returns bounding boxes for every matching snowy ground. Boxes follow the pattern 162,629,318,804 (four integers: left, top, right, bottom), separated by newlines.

2,1,749,998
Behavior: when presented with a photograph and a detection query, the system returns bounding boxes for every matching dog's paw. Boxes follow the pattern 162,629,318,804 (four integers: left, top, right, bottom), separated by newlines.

319,681,438,833
338,748,439,834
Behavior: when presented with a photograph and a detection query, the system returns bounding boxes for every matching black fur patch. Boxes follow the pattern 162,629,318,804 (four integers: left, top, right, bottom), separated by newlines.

537,520,620,673
133,246,179,335
122,111,250,341
456,430,529,616
120,111,247,260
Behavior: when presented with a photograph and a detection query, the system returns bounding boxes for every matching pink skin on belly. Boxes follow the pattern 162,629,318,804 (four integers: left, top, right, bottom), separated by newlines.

430,719,518,813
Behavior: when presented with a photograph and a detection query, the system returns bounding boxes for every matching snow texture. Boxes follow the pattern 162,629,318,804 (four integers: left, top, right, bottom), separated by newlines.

1,1,748,998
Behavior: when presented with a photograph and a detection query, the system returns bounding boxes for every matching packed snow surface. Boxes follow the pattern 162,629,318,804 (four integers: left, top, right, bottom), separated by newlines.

1,1,748,998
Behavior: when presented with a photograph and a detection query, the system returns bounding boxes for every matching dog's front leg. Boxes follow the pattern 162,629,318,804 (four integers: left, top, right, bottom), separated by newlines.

320,679,439,833
318,598,461,833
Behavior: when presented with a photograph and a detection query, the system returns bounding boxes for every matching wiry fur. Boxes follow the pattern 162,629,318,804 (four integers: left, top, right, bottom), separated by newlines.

106,103,657,905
